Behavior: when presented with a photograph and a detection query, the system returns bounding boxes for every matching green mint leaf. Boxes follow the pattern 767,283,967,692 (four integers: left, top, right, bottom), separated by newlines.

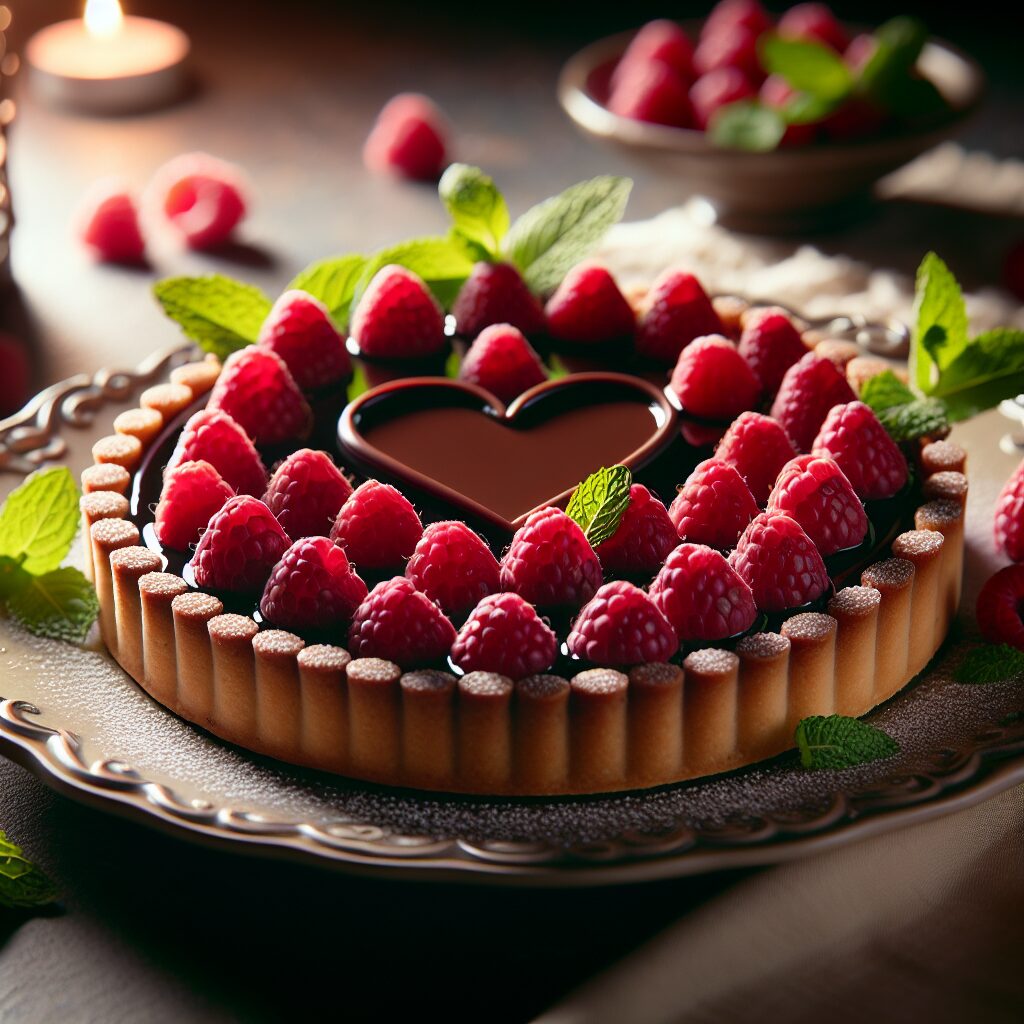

709,101,786,152
929,328,1024,421
287,254,367,332
796,715,899,770
439,164,510,258
0,467,80,575
857,17,928,109
0,555,30,600
153,275,273,360
0,831,58,910
8,566,99,644
759,34,853,102
547,354,570,381
566,465,632,547
358,236,476,310
502,176,632,296
780,91,837,125
877,397,949,441
911,252,969,394
346,363,371,404
954,644,1024,685
880,74,947,120
858,369,916,411
444,348,461,380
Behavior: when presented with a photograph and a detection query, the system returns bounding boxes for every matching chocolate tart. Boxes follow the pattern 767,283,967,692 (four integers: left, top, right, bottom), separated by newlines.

80,331,968,796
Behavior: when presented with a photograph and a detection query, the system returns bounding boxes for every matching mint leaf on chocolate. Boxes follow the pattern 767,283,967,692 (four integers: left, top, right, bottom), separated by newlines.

288,254,367,331
153,275,272,359
8,567,100,644
796,715,899,770
708,101,786,152
502,176,632,295
358,236,476,309
440,164,510,258
0,831,59,910
0,467,79,576
954,644,1024,684
759,35,853,103
567,465,632,548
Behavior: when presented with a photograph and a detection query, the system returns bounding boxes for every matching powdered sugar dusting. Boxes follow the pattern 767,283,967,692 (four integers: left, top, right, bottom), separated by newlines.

862,557,915,590
893,529,944,559
829,585,881,616
781,612,836,642
736,632,790,660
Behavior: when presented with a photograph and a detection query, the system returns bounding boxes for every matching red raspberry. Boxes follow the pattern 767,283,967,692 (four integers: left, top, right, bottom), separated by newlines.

669,458,758,549
190,495,290,592
500,506,603,609
766,453,867,555
811,401,908,500
715,411,798,506
737,306,809,393
451,262,546,340
153,152,247,250
207,347,312,446
994,459,1024,562
669,335,761,421
349,264,446,359
330,480,423,569
594,483,678,576
260,536,368,632
450,593,557,679
769,351,856,452
635,268,724,364
347,577,457,668
457,324,547,404
257,290,350,390
544,262,636,344
166,409,267,497
759,76,818,146
844,34,877,73
689,68,757,130
728,511,829,612
362,93,449,182
702,0,772,40
649,542,757,641
613,20,695,89
976,565,1024,650
78,182,145,264
777,3,849,52
405,520,501,615
154,460,234,551
263,449,353,541
693,26,763,82
568,581,679,665
608,59,693,128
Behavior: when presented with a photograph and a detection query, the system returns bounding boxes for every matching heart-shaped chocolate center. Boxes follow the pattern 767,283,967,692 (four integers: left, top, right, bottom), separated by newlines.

338,373,678,535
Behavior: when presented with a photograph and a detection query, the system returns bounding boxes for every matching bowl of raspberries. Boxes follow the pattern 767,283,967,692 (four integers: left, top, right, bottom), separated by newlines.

558,0,983,231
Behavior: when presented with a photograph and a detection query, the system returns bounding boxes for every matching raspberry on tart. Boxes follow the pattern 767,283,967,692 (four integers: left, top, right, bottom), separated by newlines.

714,411,798,506
263,449,353,541
568,581,679,665
258,289,351,389
154,460,235,551
330,479,423,570
635,268,724,364
594,483,678,576
451,262,546,340
770,351,857,452
165,408,267,497
669,335,761,421
349,265,447,359
737,307,809,393
669,458,758,549
450,592,557,678
457,324,547,404
405,520,501,615
544,262,636,344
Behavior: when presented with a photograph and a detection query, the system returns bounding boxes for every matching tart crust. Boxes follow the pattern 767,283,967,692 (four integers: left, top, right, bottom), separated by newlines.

84,357,969,795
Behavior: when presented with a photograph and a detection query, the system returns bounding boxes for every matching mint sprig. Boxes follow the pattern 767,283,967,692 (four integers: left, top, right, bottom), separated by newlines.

566,465,632,547
709,101,786,152
795,715,899,770
440,163,510,258
759,35,853,103
356,235,477,309
287,254,367,331
0,831,58,910
954,644,1024,685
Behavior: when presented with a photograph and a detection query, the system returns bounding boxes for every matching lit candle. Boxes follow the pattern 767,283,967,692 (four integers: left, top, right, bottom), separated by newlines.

26,1,190,115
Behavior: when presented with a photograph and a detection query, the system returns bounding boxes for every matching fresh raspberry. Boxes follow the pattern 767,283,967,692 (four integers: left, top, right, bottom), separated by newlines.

257,290,350,390
612,20,695,90
347,577,457,668
457,324,547,404
759,76,818,146
405,520,501,615
451,262,546,339
544,262,636,344
715,410,798,506
669,458,758,549
976,565,1024,650
737,306,809,393
689,68,757,130
669,335,761,421
844,34,877,73
607,59,693,128
450,593,557,679
153,152,247,250
349,264,446,359
190,495,290,592
259,536,368,632
154,460,234,551
811,401,908,500
766,453,867,555
728,511,829,612
362,93,449,182
693,26,763,82
499,506,603,609
568,581,679,665
635,268,724,364
777,3,849,52
78,182,145,264
649,542,757,641
702,0,772,40
594,483,678,576
263,449,353,540
165,409,268,497
995,459,1024,562
329,480,423,569
769,351,856,452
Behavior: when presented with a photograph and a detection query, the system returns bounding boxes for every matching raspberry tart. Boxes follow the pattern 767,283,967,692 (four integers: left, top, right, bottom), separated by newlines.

81,264,967,795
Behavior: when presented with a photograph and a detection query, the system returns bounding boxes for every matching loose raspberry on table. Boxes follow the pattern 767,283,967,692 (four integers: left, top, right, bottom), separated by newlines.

362,93,449,182
451,262,546,339
544,262,636,344
669,335,761,420
714,411,798,506
263,449,353,541
330,480,423,569
457,323,547,404
669,458,758,549
405,520,501,615
976,564,1024,650
347,577,457,668
635,268,724,364
165,409,267,497
994,459,1024,563
450,592,557,679
737,306,809,393
568,580,679,665
257,289,350,389
594,483,678,577
152,152,247,250
78,182,145,264
154,460,234,551
260,536,368,632
770,351,856,452
349,264,446,359
608,59,694,128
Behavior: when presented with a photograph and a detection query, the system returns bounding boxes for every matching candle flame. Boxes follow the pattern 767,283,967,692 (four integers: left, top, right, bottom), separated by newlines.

83,0,124,38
